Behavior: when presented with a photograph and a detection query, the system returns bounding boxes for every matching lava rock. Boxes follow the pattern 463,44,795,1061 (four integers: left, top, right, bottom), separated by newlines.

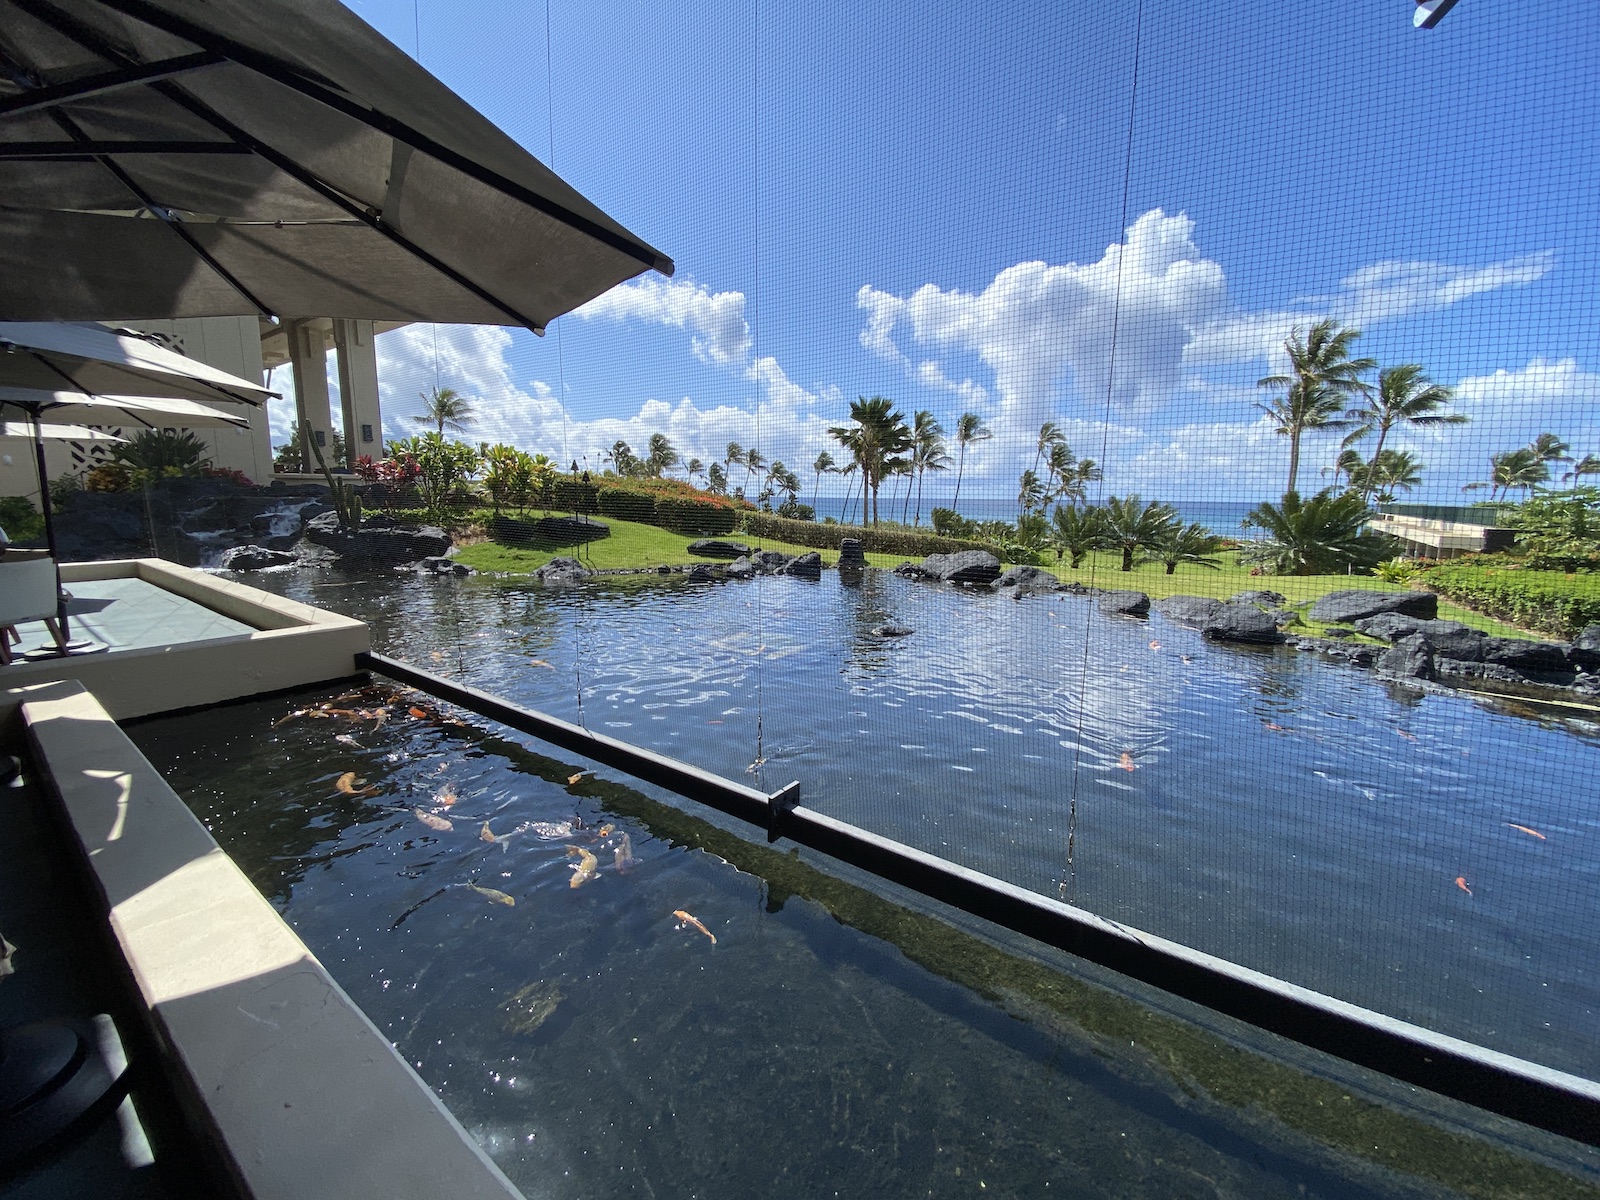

1097,590,1150,618
997,565,1061,595
894,562,935,579
416,556,473,577
1230,589,1287,607
1480,636,1570,671
1377,632,1435,680
870,624,914,638
302,511,451,566
777,551,823,580
725,556,756,580
687,563,716,582
838,538,866,566
1201,602,1282,644
1308,589,1437,624
687,538,753,559
532,556,589,585
217,545,298,571
1569,625,1600,668
918,550,1002,586
1153,595,1225,626
751,550,793,574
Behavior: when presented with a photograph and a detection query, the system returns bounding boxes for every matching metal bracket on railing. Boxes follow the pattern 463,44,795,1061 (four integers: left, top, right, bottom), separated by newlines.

766,781,800,843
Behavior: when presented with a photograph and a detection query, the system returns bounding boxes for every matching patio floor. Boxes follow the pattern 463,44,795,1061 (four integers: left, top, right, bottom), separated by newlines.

11,577,255,657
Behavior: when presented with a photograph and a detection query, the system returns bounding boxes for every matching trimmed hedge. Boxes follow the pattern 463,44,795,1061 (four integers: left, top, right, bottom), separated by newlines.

551,478,600,514
656,496,741,535
742,511,1003,559
1421,558,1600,639
596,486,657,524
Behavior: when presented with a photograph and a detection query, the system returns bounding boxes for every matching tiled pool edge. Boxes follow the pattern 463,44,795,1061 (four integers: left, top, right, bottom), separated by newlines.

19,679,526,1200
1,559,370,721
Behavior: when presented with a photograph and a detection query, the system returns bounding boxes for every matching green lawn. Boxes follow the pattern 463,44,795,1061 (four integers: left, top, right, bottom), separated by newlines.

453,520,1535,641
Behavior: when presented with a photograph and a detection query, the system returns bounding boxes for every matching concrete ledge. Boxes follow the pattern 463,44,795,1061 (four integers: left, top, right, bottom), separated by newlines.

2,559,370,720
21,680,524,1200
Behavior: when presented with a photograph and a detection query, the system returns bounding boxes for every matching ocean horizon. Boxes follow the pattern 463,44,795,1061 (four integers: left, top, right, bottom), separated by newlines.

792,493,1261,538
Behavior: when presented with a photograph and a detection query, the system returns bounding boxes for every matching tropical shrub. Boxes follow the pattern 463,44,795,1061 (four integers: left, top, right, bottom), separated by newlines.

1501,486,1600,571
655,496,742,535
551,477,600,514
0,495,44,543
1050,504,1101,569
85,461,133,492
1421,557,1600,639
353,452,422,510
1238,490,1392,576
1373,557,1424,585
481,443,538,513
114,429,211,478
1152,522,1225,575
386,433,480,522
1095,494,1180,571
742,511,1003,559
597,486,657,524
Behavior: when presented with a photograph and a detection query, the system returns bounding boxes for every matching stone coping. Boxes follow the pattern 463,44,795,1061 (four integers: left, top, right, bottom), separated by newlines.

1,559,370,721
20,679,525,1200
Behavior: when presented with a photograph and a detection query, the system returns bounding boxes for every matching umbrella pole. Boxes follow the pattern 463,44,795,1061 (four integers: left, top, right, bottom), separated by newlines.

28,413,72,642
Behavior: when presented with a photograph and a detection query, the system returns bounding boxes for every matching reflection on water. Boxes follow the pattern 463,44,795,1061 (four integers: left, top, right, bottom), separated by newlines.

235,567,1600,1081
132,683,1599,1199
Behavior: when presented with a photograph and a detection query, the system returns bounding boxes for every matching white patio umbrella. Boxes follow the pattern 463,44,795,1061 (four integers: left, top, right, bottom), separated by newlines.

0,322,275,404
0,422,125,442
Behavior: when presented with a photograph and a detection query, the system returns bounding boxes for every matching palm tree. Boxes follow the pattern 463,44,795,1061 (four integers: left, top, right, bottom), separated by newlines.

1095,494,1180,571
1031,420,1065,486
908,411,950,526
706,461,728,495
743,447,767,497
1240,490,1392,576
768,461,802,509
829,396,912,526
1465,446,1549,502
1531,432,1572,471
1016,468,1046,521
604,439,638,476
1050,503,1101,569
416,386,475,437
1257,319,1374,498
1324,447,1367,492
1154,522,1226,575
723,442,746,493
838,460,861,524
685,457,704,487
951,411,992,511
1052,453,1102,508
810,450,836,508
1342,363,1463,502
1565,454,1600,485
1357,448,1422,503
645,432,679,478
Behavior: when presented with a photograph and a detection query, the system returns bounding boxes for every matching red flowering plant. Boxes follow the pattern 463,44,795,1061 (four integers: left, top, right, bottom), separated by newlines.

355,452,422,509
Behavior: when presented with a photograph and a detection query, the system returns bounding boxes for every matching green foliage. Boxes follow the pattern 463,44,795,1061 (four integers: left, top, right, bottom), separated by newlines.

386,433,480,522
1422,557,1600,639
1373,557,1424,585
114,428,211,478
274,421,345,473
1095,494,1181,571
481,443,539,513
1153,522,1226,575
551,477,600,513
1502,486,1600,571
85,461,133,492
1049,504,1102,569
1239,489,1393,576
596,485,658,524
742,511,1004,559
48,473,81,509
656,496,743,535
0,495,44,543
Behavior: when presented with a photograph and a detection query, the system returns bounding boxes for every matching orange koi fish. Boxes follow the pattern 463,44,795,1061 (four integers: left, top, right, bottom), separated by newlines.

466,884,515,907
567,772,590,786
429,651,445,663
434,783,459,808
1506,823,1547,840
408,706,428,719
334,733,361,748
615,832,638,872
414,807,453,832
529,659,555,669
1148,640,1161,651
480,822,496,843
1397,730,1418,742
1455,876,1472,896
335,771,378,797
1118,751,1136,772
673,909,716,944
567,846,599,888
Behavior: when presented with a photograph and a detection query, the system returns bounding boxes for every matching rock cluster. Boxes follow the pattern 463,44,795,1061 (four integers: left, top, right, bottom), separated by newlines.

895,550,1001,586
490,514,609,547
1154,595,1281,643
687,539,753,559
1346,615,1600,695
301,511,451,568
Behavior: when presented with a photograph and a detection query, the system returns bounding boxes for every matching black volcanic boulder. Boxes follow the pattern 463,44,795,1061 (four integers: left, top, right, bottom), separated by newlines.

302,511,450,566
1230,589,1287,607
838,538,867,566
217,545,298,571
869,624,914,638
532,556,589,585
1153,595,1225,626
919,551,1002,586
1201,602,1281,644
894,562,936,579
1377,632,1436,680
1097,590,1150,617
725,556,756,580
1354,615,1487,661
1308,589,1437,624
489,514,609,547
751,550,793,574
777,551,823,579
997,565,1061,595
1480,636,1570,672
687,539,753,559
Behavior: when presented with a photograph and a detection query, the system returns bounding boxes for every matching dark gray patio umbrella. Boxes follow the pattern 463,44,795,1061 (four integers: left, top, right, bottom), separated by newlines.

0,0,674,333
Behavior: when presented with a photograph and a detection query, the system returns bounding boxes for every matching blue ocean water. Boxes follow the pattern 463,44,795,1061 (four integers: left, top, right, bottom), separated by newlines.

802,492,1258,537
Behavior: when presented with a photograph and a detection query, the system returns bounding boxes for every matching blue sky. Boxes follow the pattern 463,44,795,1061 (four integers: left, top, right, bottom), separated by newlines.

275,0,1600,503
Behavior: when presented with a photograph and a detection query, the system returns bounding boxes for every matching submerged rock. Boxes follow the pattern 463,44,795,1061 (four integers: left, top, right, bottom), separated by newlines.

918,550,1001,586
1308,589,1437,624
416,555,473,577
870,624,914,638
997,565,1061,595
1097,590,1150,617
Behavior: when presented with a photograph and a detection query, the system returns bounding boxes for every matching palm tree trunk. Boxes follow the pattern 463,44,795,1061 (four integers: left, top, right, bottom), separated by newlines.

915,471,926,526
952,445,967,510
1360,422,1392,504
1286,433,1302,499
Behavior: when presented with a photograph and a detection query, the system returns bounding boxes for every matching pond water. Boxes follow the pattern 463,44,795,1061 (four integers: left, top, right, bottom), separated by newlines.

128,565,1600,1198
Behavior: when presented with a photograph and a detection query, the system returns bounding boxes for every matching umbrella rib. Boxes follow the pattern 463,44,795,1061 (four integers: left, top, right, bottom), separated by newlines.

0,140,255,159
55,0,675,278
0,50,225,118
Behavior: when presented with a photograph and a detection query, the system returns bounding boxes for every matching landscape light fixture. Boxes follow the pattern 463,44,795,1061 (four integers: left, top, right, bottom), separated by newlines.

1414,0,1460,28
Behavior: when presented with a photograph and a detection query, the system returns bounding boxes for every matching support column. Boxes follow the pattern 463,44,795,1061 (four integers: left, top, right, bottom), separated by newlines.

332,319,382,467
287,320,334,473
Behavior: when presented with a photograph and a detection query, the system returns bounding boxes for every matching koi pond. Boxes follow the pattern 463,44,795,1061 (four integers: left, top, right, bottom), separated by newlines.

128,566,1600,1197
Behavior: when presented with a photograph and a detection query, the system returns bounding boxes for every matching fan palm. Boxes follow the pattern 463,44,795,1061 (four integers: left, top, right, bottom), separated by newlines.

1258,320,1374,498
951,411,992,511
1341,364,1463,502
416,386,475,437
